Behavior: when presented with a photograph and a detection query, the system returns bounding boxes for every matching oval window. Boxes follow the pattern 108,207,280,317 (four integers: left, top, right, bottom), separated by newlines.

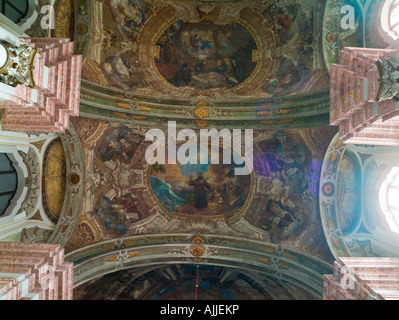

0,153,18,216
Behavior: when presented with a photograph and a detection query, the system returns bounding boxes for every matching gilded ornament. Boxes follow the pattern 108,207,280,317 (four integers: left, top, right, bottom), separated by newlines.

280,119,294,124
0,42,37,88
326,34,336,42
195,101,208,107
114,112,127,118
128,251,139,258
191,235,206,244
117,102,130,109
108,255,118,262
190,245,205,262
259,257,270,265
70,174,80,185
139,105,152,111
260,120,274,125
195,119,208,127
193,107,210,119
77,24,88,35
134,115,147,120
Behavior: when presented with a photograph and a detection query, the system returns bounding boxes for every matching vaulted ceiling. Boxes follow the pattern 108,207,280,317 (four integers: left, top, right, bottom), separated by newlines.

17,0,393,300
66,0,332,130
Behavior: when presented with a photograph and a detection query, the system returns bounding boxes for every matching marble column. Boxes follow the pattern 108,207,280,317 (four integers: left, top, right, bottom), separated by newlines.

324,257,399,300
330,47,399,146
0,38,82,133
0,242,73,300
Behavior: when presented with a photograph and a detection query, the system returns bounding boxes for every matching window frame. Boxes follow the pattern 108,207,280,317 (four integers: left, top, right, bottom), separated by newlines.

379,166,399,233
0,0,29,24
0,153,18,217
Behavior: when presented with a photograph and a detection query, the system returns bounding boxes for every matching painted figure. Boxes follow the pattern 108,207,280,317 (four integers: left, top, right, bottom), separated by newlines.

155,20,257,89
111,0,146,34
188,172,212,209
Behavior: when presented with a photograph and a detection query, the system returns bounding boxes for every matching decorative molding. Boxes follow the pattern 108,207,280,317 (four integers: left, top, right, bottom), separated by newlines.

46,122,85,247
80,80,330,129
67,234,333,298
17,147,40,217
319,134,352,259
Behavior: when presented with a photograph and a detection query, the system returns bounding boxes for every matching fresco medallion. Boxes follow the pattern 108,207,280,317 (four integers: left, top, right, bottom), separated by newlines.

149,144,252,219
154,19,258,90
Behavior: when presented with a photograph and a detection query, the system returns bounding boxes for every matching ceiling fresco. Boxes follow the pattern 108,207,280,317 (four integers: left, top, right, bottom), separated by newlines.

60,118,337,271
62,0,332,130
154,20,258,90
85,0,322,97
18,0,395,300
10,112,332,299
148,144,252,219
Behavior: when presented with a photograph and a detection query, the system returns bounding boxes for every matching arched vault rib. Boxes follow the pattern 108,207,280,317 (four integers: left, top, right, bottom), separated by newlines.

67,234,333,299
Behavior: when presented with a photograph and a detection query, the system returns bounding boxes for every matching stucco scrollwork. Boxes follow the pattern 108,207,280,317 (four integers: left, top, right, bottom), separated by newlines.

17,148,40,216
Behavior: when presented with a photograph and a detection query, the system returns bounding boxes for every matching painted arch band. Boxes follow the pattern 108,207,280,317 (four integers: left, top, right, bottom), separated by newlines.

145,121,254,176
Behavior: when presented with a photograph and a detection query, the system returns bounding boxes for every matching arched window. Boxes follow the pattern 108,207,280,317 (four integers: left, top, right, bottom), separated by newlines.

0,0,29,24
379,166,399,233
381,0,399,41
0,153,18,216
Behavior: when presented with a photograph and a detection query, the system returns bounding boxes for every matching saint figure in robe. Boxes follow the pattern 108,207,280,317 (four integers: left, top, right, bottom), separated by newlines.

188,172,211,209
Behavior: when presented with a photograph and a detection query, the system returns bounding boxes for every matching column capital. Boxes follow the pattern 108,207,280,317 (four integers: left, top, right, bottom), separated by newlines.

0,41,37,89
